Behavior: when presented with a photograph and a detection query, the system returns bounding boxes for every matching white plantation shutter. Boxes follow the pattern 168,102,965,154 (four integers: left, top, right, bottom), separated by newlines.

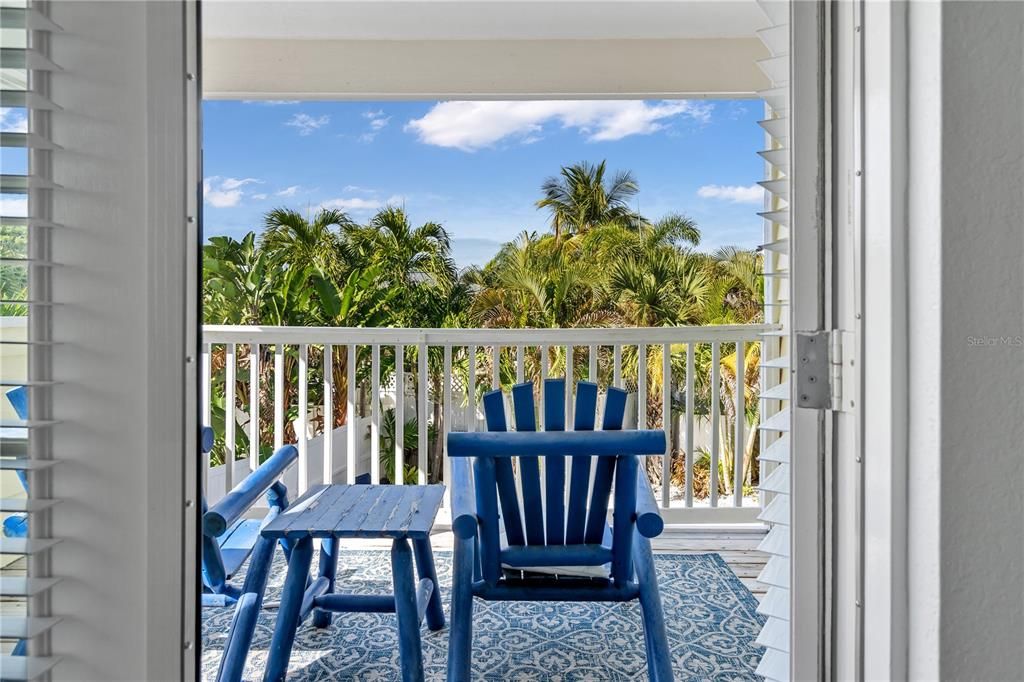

753,1,792,680
0,1,61,679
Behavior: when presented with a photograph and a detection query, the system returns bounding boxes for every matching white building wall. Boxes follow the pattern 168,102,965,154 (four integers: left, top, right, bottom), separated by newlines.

931,3,1024,679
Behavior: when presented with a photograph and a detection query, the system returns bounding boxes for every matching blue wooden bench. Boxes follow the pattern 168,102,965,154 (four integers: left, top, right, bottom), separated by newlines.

446,379,673,682
201,426,299,682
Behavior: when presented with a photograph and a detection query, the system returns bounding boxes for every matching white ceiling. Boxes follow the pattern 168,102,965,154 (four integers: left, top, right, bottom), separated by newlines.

203,1,770,41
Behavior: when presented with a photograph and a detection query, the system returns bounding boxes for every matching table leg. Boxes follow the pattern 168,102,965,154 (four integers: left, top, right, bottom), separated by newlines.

392,538,424,682
312,537,339,628
263,536,314,682
412,537,445,631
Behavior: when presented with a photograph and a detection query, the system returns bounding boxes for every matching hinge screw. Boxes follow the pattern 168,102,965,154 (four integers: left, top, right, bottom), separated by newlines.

800,394,809,402
856,170,862,177
185,499,194,508
186,355,194,364
184,641,193,650
187,216,195,224
186,73,195,81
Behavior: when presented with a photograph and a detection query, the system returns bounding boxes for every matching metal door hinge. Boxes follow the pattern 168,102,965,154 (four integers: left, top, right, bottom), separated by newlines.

795,330,852,410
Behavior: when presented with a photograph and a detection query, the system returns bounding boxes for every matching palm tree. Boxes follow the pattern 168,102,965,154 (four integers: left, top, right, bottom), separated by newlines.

607,251,709,327
472,231,613,331
260,207,354,277
346,206,457,326
536,161,642,239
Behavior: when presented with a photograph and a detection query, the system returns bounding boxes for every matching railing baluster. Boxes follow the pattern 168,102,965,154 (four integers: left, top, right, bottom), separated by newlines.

395,344,404,484
274,343,284,451
298,343,308,493
491,345,500,389
418,342,428,485
347,343,357,483
371,344,380,484
637,344,647,429
468,345,477,433
539,344,548,429
225,343,236,495
249,343,260,470
685,343,695,508
443,345,452,502
323,344,333,484
565,345,574,429
711,342,721,508
201,343,211,489
589,344,598,385
734,340,745,507
516,345,524,384
613,344,622,388
661,343,671,508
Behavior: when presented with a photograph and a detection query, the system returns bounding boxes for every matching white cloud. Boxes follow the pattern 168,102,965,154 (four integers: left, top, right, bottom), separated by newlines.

359,110,391,142
0,108,28,133
320,193,405,213
285,113,329,136
220,177,261,191
696,184,764,204
251,193,269,201
343,185,375,193
0,196,27,216
405,100,714,152
320,197,383,212
203,176,262,208
243,100,300,106
276,185,301,197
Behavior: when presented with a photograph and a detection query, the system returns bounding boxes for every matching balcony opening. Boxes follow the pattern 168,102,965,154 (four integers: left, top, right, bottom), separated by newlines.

196,3,792,680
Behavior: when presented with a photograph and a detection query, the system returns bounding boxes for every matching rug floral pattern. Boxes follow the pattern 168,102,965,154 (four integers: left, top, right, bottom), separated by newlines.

202,551,764,681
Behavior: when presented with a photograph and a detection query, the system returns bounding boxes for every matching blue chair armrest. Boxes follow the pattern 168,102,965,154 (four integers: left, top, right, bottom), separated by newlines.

204,444,298,538
450,456,478,540
447,429,666,459
200,426,215,454
635,468,664,538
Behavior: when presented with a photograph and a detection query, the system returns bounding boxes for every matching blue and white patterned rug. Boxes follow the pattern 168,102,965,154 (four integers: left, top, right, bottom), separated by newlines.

202,550,764,681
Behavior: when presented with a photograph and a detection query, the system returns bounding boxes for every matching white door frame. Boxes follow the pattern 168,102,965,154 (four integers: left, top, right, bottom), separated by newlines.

789,2,829,679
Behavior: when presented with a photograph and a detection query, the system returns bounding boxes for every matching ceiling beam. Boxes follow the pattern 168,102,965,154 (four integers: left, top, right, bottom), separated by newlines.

203,38,771,100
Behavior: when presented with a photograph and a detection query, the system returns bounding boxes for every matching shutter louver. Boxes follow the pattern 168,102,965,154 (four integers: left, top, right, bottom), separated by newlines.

1,1,61,679
754,1,792,680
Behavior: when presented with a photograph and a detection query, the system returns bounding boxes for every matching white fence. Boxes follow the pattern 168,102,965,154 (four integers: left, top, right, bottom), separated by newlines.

201,324,776,524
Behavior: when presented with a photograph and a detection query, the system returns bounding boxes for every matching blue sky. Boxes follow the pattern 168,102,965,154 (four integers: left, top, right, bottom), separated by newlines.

202,99,766,268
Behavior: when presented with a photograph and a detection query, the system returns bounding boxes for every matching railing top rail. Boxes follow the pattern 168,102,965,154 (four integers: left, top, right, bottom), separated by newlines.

201,324,779,346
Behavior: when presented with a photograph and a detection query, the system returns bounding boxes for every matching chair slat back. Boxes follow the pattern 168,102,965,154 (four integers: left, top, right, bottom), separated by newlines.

541,379,567,544
566,381,596,543
585,387,628,544
511,382,547,545
471,381,643,585
482,390,526,546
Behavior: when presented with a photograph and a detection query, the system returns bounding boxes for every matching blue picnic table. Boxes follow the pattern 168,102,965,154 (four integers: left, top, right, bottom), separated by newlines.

259,483,446,682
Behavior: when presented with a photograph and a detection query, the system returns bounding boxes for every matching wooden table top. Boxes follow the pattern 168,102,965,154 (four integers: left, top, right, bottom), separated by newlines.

261,484,445,540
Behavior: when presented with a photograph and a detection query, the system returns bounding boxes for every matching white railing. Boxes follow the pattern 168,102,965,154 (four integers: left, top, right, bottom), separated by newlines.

200,324,777,524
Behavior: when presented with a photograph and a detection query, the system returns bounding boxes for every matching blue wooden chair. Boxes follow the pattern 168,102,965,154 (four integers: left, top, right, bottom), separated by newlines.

200,426,299,682
3,387,30,539
446,379,673,682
